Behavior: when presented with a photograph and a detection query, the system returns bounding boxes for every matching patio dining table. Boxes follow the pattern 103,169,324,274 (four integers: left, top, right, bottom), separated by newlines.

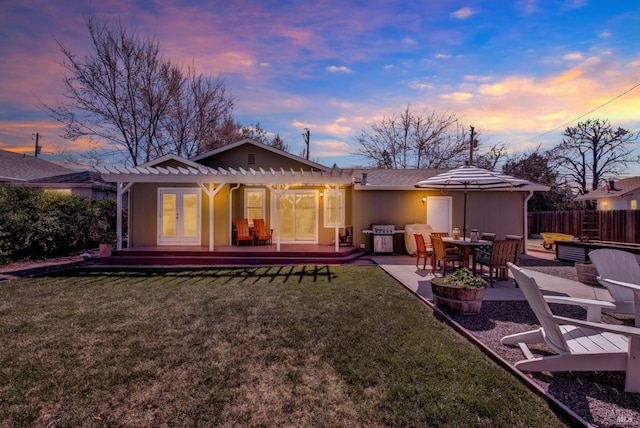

442,237,492,269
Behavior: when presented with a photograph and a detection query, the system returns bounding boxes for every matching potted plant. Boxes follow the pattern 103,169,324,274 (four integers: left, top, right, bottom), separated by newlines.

430,268,488,315
98,230,117,257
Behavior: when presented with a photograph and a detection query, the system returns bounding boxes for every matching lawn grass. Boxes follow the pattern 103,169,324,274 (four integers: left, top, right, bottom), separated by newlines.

0,265,570,426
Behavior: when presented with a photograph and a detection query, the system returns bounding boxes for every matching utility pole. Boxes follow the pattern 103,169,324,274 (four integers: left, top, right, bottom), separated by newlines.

468,126,476,166
32,133,42,157
302,128,310,160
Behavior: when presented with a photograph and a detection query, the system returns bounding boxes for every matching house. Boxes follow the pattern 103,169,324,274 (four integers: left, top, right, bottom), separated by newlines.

0,149,115,198
574,177,640,210
0,148,73,182
25,171,116,199
97,139,547,254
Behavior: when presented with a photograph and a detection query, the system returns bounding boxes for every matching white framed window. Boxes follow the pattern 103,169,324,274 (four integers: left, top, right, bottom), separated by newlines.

245,188,265,227
323,188,345,228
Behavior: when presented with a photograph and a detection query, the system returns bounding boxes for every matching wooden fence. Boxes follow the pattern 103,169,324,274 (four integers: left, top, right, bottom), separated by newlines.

528,210,640,244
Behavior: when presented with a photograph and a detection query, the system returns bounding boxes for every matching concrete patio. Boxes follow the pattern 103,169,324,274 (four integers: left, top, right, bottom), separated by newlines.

371,251,614,304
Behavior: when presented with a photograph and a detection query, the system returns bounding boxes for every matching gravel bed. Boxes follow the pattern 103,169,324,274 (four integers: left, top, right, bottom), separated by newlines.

443,256,640,427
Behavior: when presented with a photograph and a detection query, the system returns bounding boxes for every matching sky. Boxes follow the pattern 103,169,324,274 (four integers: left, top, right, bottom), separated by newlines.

1,0,639,174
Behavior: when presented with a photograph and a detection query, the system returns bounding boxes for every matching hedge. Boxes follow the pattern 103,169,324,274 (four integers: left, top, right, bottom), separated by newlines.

0,185,116,264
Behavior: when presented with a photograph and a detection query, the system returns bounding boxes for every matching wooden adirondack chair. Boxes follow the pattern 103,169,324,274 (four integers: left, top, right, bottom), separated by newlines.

253,218,273,245
589,249,640,324
502,263,640,393
235,218,254,246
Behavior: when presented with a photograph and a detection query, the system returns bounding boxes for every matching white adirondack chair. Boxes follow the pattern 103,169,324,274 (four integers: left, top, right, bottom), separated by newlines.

502,263,640,393
588,249,640,325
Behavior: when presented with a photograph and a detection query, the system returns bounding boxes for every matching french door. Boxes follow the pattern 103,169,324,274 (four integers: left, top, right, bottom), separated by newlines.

158,188,201,245
274,191,318,242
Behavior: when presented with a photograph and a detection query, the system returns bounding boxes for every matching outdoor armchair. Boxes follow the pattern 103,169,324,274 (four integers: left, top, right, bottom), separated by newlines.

505,234,524,266
413,234,433,270
431,236,463,275
235,218,255,246
502,263,640,393
589,248,640,324
473,239,519,284
253,218,273,245
339,225,353,246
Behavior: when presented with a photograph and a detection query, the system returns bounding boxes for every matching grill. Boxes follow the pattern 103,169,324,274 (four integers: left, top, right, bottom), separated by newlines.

371,224,395,254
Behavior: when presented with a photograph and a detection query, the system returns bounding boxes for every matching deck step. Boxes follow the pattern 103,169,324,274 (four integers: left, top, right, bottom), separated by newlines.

94,248,364,266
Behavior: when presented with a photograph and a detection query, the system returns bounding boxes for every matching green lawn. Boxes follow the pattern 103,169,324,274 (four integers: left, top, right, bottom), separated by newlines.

0,266,569,427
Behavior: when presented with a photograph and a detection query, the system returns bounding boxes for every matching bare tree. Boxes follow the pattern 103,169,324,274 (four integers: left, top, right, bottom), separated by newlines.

355,105,470,169
44,17,235,166
551,118,638,196
161,64,235,158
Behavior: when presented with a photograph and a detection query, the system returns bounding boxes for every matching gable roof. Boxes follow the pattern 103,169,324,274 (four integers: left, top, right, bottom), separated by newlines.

574,176,640,201
28,171,115,190
191,139,329,171
0,149,74,182
139,154,204,169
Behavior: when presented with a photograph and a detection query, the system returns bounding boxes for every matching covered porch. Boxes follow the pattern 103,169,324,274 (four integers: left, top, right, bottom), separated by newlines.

97,161,355,254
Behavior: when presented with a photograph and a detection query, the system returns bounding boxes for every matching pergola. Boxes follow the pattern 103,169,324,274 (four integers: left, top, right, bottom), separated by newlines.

97,165,355,252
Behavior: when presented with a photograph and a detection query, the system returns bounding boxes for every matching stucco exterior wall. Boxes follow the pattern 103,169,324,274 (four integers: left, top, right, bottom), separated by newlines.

129,182,231,247
352,189,527,253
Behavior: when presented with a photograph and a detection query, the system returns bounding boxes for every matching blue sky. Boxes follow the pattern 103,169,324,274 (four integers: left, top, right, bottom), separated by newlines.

1,0,639,174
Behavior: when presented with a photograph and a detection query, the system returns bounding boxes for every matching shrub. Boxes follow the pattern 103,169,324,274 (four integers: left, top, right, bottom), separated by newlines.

0,185,116,263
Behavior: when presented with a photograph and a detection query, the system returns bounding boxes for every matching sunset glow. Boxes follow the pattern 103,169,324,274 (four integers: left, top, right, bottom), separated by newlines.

1,1,638,173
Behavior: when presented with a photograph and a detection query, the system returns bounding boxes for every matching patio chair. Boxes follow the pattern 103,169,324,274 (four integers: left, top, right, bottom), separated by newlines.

430,232,461,254
588,249,639,322
474,233,496,267
473,239,519,284
480,232,496,242
413,234,433,270
431,236,463,275
505,234,524,266
253,218,273,245
235,218,254,246
501,263,640,393
339,225,353,246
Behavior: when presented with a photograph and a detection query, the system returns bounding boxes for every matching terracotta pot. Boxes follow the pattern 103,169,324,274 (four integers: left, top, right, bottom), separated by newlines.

99,243,113,257
431,278,485,315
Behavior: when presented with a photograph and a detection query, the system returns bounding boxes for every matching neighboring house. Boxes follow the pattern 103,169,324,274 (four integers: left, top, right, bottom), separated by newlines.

27,171,116,199
97,139,547,253
0,149,115,198
574,177,640,210
0,148,73,182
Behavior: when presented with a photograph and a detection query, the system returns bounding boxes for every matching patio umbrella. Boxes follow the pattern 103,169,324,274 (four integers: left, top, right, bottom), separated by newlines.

414,165,535,239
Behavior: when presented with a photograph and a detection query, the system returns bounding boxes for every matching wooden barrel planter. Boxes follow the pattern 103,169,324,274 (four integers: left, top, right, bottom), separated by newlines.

431,278,486,315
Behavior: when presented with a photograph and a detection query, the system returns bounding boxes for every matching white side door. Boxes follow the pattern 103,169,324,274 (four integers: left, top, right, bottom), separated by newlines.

426,196,452,234
158,188,201,245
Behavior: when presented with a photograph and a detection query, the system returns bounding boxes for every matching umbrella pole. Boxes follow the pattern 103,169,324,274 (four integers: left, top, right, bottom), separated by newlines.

462,190,467,239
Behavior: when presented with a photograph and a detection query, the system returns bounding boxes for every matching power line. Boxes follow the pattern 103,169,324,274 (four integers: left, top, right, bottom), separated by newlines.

531,81,640,141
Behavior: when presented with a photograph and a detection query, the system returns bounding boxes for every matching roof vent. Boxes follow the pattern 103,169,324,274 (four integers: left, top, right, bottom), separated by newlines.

608,180,617,191
248,153,256,165
362,172,368,186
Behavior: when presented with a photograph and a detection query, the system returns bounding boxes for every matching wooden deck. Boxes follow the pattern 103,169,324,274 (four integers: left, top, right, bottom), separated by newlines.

95,244,365,266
